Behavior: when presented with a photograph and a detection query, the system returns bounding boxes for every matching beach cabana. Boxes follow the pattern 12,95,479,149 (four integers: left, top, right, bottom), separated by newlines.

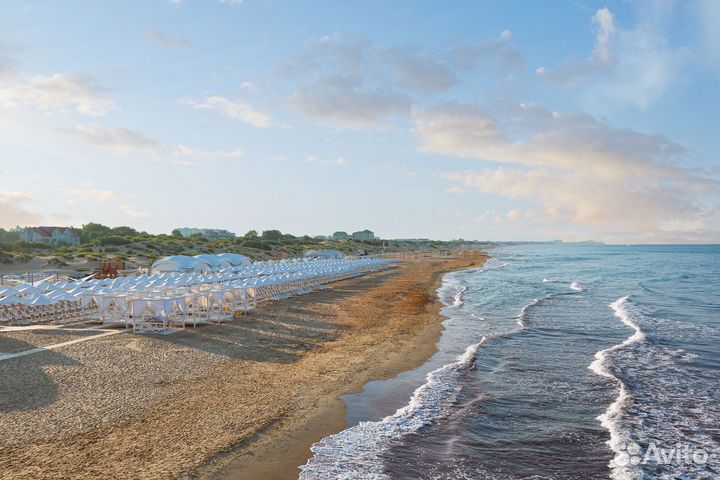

215,253,252,268
193,254,233,270
151,256,212,274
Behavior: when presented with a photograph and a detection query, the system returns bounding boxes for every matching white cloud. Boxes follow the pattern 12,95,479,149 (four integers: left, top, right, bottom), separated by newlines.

536,8,616,87
64,185,118,205
416,101,720,242
146,30,191,49
0,73,114,116
282,32,522,92
305,155,346,166
75,124,161,155
121,206,152,219
60,183,151,220
592,8,616,65
289,75,411,129
381,165,418,177
173,144,244,160
239,81,255,91
448,30,525,73
75,124,244,164
374,46,457,93
0,190,41,228
180,95,272,128
537,4,688,109
282,32,523,128
414,102,695,181
0,190,33,203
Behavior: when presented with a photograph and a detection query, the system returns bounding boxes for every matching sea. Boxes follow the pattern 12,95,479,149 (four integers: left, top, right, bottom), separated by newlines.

299,244,720,479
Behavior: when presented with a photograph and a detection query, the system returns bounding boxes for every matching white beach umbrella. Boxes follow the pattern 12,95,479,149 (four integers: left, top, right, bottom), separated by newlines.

16,284,39,294
0,287,19,296
0,296,27,305
49,292,76,302
28,295,53,306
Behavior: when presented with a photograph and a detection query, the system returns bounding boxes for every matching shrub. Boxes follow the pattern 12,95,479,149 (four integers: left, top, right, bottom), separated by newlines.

98,236,131,246
242,240,272,251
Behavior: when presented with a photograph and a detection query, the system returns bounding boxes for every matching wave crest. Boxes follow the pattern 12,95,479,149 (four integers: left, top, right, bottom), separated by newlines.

299,340,486,479
589,296,646,480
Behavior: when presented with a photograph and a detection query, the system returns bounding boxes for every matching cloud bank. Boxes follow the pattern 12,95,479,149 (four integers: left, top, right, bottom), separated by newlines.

416,102,719,242
0,73,114,116
76,124,244,165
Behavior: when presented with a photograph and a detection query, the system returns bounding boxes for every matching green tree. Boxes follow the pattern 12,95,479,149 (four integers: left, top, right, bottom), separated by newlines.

244,229,258,239
171,229,183,237
0,228,20,243
111,226,139,237
261,229,282,241
80,222,112,243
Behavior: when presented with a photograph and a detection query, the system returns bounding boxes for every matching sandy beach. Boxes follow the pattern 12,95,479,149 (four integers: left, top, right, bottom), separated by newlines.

0,252,486,480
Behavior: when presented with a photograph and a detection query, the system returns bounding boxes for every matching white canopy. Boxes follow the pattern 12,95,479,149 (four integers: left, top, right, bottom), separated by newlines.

152,255,212,273
215,253,252,267
0,287,19,296
28,295,53,306
194,254,233,269
0,296,26,305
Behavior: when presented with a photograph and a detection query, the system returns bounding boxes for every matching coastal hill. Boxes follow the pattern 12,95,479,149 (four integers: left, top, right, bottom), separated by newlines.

0,223,485,277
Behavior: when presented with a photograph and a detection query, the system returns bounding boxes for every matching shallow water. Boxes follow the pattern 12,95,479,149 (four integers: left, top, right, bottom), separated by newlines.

301,245,720,479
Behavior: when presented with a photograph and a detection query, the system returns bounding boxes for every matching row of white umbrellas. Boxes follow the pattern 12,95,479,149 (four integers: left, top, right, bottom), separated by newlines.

0,257,396,307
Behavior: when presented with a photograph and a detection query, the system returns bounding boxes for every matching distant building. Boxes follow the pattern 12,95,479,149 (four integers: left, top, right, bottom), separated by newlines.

332,231,349,240
19,226,81,245
351,229,375,241
175,228,235,240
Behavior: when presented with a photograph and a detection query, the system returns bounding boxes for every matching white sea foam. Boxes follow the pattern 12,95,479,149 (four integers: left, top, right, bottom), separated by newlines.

451,285,467,308
516,298,540,329
482,259,508,270
299,339,486,479
589,296,646,480
570,281,585,291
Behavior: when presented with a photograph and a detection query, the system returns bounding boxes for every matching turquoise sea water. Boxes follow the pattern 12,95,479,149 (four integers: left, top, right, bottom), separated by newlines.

301,245,720,479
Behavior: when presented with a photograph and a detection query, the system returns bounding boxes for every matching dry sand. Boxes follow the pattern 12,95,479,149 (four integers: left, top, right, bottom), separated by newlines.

0,252,486,479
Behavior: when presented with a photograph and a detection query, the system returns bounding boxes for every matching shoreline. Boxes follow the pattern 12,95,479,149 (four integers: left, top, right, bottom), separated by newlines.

0,252,486,479
201,252,487,480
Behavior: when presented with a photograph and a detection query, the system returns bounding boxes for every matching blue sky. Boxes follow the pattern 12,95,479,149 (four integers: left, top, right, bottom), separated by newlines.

0,0,718,243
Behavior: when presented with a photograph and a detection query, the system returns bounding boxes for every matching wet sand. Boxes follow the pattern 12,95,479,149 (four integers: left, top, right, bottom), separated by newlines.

0,252,486,479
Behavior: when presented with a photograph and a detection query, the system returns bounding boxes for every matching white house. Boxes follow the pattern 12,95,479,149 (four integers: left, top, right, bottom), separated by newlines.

19,227,81,245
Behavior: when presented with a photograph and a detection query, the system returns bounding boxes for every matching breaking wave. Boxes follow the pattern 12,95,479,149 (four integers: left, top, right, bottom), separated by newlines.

588,296,646,480
299,340,486,479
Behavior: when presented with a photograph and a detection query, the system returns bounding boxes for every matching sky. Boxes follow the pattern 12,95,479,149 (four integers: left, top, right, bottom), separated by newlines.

0,0,718,243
